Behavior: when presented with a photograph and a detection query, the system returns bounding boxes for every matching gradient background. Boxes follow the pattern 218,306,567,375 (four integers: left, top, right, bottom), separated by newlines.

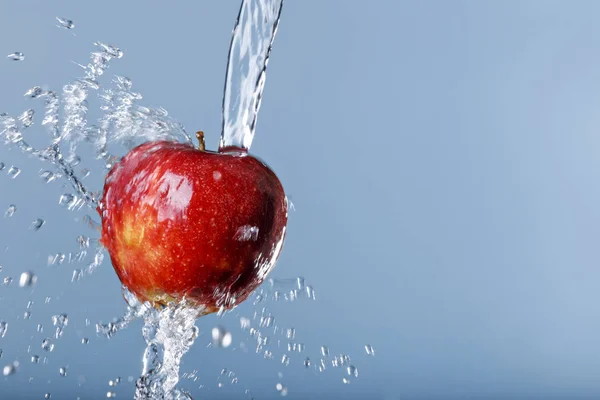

2,1,600,399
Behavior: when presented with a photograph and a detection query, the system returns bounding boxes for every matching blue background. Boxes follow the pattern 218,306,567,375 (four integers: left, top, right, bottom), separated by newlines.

2,1,600,399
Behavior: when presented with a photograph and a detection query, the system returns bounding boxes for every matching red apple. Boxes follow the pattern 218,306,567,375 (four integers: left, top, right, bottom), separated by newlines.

98,134,287,315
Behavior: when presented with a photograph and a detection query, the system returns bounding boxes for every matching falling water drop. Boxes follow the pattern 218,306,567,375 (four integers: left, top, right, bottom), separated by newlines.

30,218,45,231
2,361,17,376
7,166,21,179
24,86,43,98
18,271,37,287
0,321,8,337
40,171,57,183
18,109,34,128
4,205,16,218
56,17,75,30
52,313,68,338
42,338,54,352
6,52,25,61
211,326,232,348
347,365,358,378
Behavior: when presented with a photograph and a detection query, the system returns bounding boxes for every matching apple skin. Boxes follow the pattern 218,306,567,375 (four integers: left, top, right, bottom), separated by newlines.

98,140,287,314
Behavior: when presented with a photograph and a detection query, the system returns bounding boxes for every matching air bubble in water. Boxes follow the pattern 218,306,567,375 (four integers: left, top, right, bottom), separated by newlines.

44,394,51,399
4,205,16,217
365,344,375,356
320,346,329,357
59,366,67,376
342,377,350,384
30,218,45,231
281,354,289,366
56,17,74,30
31,355,39,363
3,277,12,286
18,271,37,287
7,52,25,61
211,326,232,348
106,392,116,398
7,166,21,179
81,338,89,344
0,321,7,337
303,358,311,368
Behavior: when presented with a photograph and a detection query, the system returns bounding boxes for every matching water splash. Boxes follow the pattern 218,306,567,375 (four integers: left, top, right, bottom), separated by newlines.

134,305,200,400
220,0,283,151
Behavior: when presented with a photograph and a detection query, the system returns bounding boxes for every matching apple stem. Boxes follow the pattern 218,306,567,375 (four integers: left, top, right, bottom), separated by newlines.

196,131,206,152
